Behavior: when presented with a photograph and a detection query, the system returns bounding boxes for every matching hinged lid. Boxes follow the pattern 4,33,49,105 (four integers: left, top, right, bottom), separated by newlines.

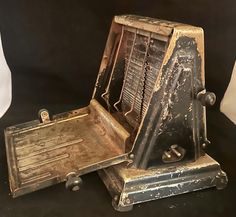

5,100,130,197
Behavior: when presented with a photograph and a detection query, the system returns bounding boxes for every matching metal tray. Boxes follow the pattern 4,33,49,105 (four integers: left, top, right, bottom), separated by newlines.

5,99,130,197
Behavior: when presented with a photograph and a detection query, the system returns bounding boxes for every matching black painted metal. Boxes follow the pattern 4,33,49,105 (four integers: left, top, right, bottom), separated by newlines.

132,37,206,169
99,154,228,212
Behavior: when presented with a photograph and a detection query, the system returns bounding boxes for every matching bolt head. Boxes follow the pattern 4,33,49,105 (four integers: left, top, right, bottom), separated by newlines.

129,154,134,159
125,198,131,204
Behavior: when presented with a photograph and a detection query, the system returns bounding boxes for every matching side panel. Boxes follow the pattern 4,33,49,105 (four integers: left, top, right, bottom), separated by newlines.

132,33,206,169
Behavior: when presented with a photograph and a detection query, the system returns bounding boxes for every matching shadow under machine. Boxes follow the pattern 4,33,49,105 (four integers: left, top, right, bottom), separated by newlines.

5,15,227,211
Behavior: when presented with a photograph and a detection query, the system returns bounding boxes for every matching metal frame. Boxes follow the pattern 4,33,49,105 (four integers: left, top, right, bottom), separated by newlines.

99,154,227,211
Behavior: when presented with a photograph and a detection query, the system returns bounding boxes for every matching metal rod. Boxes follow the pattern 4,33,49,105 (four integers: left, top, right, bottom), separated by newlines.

164,151,171,159
101,26,125,106
124,33,151,117
113,29,137,111
170,146,182,157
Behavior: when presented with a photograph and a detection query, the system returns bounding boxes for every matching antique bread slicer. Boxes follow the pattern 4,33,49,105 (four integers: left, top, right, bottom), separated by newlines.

4,15,227,211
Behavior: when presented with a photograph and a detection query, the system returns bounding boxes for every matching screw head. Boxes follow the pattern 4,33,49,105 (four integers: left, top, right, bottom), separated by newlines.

114,195,119,201
129,154,134,159
125,198,131,204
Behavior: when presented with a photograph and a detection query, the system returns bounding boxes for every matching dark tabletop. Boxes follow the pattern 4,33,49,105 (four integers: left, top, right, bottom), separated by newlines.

0,103,235,217
0,0,235,216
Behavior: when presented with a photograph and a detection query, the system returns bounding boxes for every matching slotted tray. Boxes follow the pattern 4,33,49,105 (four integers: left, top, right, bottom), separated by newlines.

5,100,129,197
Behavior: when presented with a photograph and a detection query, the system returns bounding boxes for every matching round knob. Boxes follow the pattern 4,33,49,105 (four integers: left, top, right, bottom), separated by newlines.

197,91,216,106
38,109,50,123
65,173,82,191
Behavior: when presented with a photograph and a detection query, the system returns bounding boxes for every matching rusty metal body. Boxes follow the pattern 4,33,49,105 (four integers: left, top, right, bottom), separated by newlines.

99,154,227,211
5,100,130,197
4,15,227,211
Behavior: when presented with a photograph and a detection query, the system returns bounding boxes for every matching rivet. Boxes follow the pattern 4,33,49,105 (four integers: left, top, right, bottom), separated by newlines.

125,198,131,204
114,195,119,201
129,154,134,159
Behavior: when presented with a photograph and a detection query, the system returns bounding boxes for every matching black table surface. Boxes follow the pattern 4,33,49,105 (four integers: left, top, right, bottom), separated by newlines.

0,84,235,217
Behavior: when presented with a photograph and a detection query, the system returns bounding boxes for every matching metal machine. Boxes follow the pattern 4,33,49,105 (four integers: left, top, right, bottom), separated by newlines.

4,15,227,211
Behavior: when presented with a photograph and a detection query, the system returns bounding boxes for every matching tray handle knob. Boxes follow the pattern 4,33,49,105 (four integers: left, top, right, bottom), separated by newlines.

65,172,83,191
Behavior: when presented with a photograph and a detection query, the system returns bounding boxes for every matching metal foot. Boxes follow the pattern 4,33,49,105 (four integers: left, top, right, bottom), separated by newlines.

99,154,228,211
112,199,133,212
215,171,228,190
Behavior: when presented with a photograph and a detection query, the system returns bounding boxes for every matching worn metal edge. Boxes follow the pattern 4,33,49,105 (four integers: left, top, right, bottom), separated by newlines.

98,154,228,211
114,15,179,36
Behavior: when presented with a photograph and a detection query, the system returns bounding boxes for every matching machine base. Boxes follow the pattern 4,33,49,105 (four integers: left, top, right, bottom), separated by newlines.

98,154,227,212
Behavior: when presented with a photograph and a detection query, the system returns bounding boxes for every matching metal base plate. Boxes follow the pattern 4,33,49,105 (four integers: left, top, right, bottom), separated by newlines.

98,154,227,212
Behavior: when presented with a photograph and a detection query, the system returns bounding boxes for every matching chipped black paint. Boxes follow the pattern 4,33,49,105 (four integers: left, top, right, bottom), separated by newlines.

132,36,206,169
